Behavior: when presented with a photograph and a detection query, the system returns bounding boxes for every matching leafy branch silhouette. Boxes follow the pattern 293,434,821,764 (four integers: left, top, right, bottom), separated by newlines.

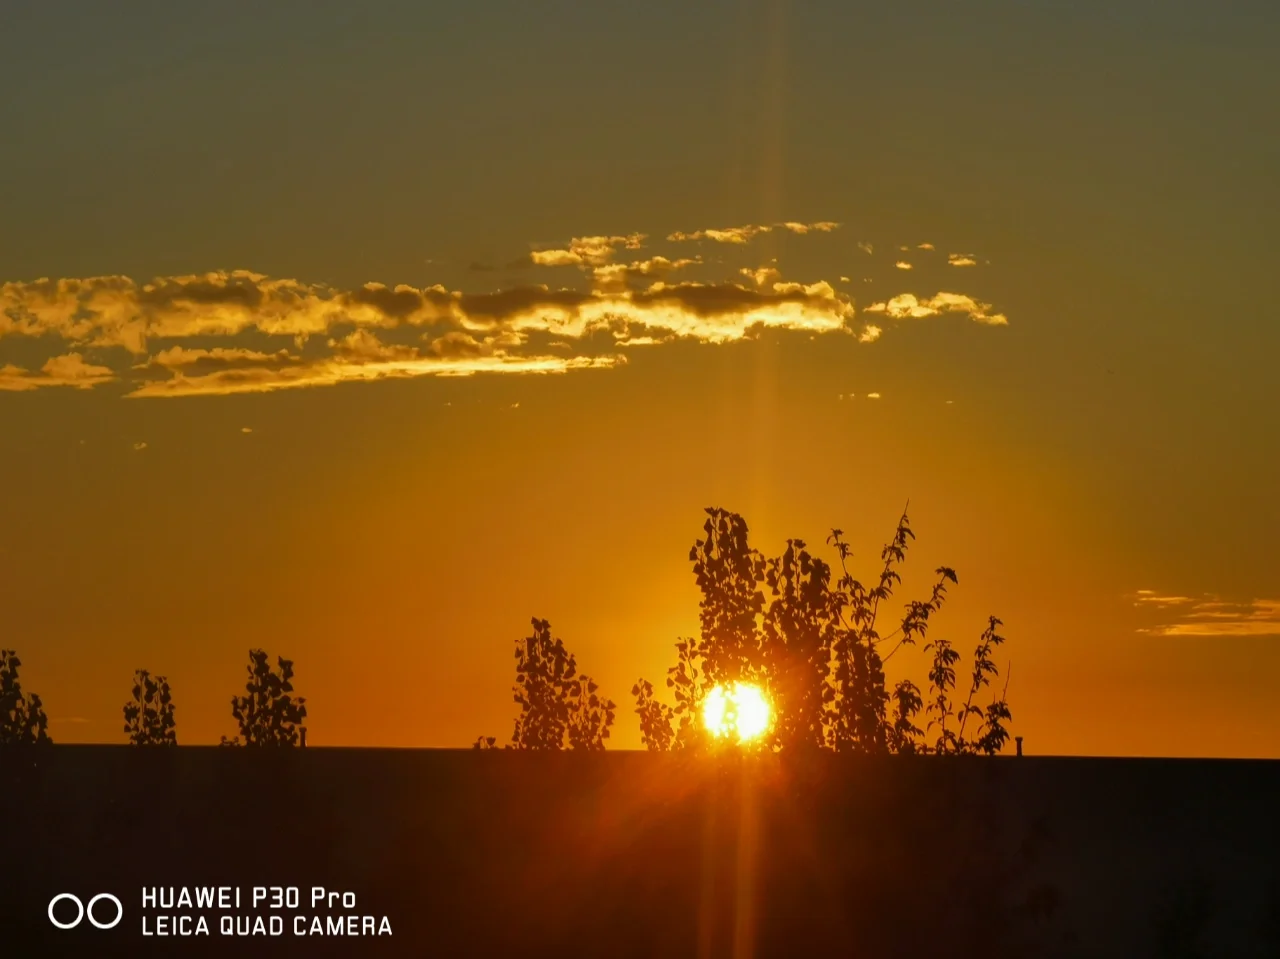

123,669,177,746
220,649,308,747
0,649,51,744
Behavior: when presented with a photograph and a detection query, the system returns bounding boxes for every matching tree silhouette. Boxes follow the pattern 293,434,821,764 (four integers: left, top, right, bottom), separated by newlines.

0,649,51,744
122,669,177,745
476,617,616,750
631,678,674,751
220,649,307,747
633,506,1016,755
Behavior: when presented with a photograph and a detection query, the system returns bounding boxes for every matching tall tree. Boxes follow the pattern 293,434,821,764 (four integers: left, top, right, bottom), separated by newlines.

633,507,1016,756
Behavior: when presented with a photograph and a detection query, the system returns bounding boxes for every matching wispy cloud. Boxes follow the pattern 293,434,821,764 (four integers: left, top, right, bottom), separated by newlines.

1132,590,1280,637
667,221,839,244
0,352,115,391
948,253,978,267
918,243,934,251
864,292,1008,326
1131,590,1197,608
125,351,628,398
857,241,873,255
139,346,299,372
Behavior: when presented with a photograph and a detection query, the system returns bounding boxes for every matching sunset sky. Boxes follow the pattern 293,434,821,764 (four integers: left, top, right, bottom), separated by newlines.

3,1,1277,757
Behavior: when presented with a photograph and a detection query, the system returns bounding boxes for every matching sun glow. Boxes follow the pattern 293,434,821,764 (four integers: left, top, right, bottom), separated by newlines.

702,683,772,743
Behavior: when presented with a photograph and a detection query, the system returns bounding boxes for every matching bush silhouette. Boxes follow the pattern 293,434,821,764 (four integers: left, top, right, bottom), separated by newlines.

476,617,617,750
122,669,177,745
0,649,51,744
220,649,308,747
633,506,1015,754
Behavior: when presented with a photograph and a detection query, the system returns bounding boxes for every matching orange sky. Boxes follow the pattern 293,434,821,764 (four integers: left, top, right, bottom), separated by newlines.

2,1,1277,757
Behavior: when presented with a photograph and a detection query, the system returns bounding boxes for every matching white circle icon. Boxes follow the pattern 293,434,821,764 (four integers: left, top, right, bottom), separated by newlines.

48,893,123,930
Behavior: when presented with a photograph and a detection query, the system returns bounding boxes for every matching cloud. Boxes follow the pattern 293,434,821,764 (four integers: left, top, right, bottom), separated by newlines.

627,256,699,276
857,242,874,255
0,352,116,391
894,262,913,271
241,427,252,433
667,221,839,244
529,249,585,267
133,441,147,450
529,233,646,267
1132,590,1196,608
864,292,1008,326
328,327,420,363
6,271,852,353
918,243,934,251
948,253,978,267
141,346,299,371
866,392,881,399
125,351,627,398
778,221,840,235
1133,592,1280,637
740,266,782,288
106,276,862,396
1,221,1009,398
591,256,700,292
1,272,351,351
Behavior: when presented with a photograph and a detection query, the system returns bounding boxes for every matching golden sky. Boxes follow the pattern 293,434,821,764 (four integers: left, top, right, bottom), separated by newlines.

2,1,1277,756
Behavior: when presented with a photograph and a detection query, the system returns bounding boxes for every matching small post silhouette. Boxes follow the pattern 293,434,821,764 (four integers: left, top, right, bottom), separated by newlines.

1015,736,1023,757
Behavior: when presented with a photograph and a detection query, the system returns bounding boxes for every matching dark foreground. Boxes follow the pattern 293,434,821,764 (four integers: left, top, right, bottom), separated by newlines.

1,747,1277,958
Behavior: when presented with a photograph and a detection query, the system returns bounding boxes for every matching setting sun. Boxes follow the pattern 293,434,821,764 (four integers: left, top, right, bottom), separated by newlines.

703,683,773,743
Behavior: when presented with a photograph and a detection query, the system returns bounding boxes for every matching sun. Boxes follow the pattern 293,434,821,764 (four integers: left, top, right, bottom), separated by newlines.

703,682,773,744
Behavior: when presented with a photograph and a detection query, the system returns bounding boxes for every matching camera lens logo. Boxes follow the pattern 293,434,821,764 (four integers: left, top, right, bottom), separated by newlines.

48,893,123,930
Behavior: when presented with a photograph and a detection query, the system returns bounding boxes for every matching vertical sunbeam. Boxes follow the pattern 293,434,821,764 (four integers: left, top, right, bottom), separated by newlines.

732,762,762,959
697,780,721,959
749,0,789,530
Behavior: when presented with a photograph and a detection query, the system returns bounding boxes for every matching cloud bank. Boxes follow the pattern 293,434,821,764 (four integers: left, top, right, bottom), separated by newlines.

0,221,1008,397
